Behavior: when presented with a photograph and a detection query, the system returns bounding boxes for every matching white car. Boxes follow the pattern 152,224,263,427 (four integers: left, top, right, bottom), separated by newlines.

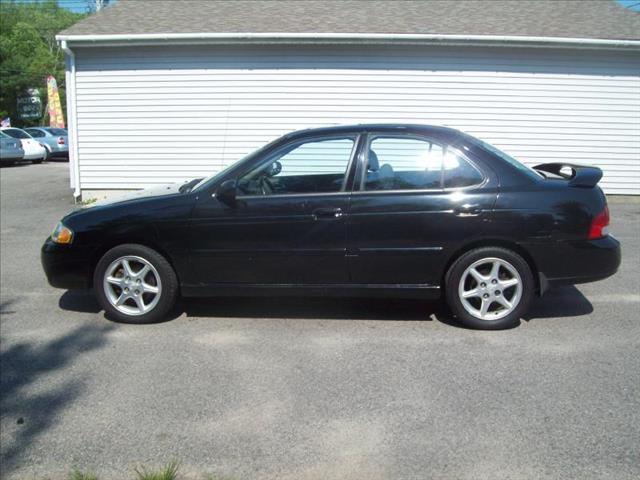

0,127,47,163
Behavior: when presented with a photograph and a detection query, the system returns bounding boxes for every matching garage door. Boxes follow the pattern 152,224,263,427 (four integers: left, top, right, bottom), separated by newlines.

74,44,640,194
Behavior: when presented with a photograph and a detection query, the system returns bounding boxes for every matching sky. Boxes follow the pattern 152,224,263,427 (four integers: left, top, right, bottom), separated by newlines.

618,0,640,11
54,0,118,13
1,0,118,13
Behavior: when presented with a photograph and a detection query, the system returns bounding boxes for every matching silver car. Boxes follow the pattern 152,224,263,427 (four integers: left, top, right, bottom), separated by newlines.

24,127,69,160
0,131,25,164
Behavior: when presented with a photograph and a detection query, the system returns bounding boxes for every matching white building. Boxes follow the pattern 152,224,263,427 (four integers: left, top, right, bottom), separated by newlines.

57,0,640,198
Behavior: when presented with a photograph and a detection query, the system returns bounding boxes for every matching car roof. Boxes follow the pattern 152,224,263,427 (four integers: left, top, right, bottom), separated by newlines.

281,123,463,142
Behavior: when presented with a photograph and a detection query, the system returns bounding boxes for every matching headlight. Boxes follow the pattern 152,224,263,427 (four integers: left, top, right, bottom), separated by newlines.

51,222,73,244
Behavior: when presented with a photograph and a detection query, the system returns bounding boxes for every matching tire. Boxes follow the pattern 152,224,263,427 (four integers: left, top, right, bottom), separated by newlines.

445,247,534,330
93,244,179,324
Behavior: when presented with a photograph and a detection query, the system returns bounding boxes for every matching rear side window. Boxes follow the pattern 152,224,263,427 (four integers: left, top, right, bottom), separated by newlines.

442,150,484,188
26,129,45,138
363,136,484,191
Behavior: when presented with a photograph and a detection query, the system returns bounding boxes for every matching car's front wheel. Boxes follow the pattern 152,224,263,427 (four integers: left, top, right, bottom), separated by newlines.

445,247,534,330
94,244,179,324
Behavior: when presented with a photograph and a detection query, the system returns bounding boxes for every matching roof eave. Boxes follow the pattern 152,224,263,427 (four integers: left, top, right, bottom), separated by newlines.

55,32,640,50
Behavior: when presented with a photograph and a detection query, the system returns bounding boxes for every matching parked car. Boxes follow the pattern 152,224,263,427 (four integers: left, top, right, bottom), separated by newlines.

24,127,68,160
0,127,47,163
0,131,25,164
41,124,620,329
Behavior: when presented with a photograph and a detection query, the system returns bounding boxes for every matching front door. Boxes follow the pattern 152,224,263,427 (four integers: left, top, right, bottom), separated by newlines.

190,135,360,285
347,133,498,286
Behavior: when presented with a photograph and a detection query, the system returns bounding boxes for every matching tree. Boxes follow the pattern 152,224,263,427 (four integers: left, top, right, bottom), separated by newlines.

0,0,87,126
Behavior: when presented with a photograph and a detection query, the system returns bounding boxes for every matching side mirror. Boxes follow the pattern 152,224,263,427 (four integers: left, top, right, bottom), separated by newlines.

266,160,282,177
215,179,237,206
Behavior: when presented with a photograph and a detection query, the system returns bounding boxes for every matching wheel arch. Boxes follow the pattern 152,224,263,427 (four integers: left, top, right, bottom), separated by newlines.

442,239,541,294
87,239,179,288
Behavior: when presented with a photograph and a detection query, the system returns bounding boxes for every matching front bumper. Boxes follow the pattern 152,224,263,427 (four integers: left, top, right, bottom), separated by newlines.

41,238,92,289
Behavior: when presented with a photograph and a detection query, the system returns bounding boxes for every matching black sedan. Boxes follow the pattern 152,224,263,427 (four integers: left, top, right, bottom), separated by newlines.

42,124,620,329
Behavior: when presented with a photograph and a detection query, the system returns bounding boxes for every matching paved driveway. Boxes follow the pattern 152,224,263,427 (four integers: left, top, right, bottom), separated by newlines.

1,163,639,480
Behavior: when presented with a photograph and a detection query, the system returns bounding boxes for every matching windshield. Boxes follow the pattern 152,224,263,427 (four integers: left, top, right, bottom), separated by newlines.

466,136,542,181
191,161,241,192
3,128,31,139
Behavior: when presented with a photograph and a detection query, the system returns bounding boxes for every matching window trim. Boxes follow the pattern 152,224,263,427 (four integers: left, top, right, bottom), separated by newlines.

356,132,487,194
235,133,361,199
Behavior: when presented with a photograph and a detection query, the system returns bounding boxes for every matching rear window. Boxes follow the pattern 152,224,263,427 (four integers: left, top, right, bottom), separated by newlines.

468,136,541,181
46,128,67,136
2,128,31,139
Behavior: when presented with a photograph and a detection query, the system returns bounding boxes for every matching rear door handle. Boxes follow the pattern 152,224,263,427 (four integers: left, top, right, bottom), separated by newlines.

313,207,343,220
453,204,481,217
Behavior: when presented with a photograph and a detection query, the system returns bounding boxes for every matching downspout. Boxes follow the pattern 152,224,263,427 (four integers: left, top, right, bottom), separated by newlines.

60,40,81,201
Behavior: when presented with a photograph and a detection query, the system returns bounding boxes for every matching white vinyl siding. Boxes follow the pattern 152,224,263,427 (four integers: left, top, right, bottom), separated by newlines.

73,45,640,194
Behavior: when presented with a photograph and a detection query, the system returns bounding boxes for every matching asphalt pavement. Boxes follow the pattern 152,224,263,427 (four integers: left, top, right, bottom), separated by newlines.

1,162,639,480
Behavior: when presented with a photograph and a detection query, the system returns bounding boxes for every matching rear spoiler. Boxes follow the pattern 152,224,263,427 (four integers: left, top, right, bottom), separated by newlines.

533,163,603,188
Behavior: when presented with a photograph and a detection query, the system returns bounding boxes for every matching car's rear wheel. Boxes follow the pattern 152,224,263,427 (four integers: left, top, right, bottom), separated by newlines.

445,247,534,330
94,244,178,324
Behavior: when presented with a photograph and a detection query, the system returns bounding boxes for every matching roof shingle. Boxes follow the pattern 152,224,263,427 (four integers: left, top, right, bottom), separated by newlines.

59,0,640,41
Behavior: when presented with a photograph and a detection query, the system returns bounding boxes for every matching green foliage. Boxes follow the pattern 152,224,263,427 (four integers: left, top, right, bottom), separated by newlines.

134,460,180,480
0,0,87,126
68,468,99,480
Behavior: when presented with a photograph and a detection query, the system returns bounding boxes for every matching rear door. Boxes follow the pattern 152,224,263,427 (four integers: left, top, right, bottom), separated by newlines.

346,132,498,287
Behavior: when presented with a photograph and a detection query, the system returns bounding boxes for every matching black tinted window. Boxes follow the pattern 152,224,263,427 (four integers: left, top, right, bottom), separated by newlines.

46,128,67,136
365,137,443,191
364,136,484,191
238,137,355,196
26,129,45,137
442,152,484,188
3,128,30,139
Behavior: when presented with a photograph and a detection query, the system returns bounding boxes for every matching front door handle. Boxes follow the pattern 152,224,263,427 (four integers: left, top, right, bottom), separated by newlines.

453,204,481,217
313,207,344,220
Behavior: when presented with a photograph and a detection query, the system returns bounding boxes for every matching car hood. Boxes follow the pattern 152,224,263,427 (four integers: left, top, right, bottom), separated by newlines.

82,183,184,209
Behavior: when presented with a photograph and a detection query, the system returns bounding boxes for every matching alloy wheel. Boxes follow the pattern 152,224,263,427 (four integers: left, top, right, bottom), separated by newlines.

103,255,162,316
458,257,523,321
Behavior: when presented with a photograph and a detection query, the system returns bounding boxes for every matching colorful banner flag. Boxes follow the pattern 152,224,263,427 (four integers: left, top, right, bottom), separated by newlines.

46,76,65,128
1,117,10,127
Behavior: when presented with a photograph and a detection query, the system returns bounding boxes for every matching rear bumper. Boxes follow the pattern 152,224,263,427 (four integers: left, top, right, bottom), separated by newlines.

41,239,91,289
48,150,69,159
534,235,621,290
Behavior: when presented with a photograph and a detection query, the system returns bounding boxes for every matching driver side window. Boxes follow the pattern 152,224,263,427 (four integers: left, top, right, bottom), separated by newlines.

237,137,356,196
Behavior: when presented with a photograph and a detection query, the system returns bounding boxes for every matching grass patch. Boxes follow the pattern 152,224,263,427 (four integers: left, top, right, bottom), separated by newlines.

78,197,97,206
69,469,98,480
134,460,180,480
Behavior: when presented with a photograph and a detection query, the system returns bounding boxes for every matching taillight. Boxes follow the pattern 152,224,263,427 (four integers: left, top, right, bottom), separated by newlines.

588,206,610,240
57,136,65,145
